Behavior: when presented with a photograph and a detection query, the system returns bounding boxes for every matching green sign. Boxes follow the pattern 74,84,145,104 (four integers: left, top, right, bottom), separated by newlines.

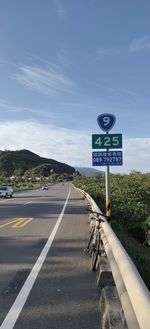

92,133,122,149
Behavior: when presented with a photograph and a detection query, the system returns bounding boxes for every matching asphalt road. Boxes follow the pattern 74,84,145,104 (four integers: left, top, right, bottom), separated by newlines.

0,183,100,329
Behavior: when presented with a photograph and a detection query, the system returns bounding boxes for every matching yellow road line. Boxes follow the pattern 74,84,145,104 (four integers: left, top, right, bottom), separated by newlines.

0,217,33,229
12,218,29,228
17,218,33,228
12,218,33,228
0,218,21,229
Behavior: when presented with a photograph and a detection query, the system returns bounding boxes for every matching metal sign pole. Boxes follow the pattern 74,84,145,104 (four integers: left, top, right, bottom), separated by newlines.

105,163,111,221
105,132,111,222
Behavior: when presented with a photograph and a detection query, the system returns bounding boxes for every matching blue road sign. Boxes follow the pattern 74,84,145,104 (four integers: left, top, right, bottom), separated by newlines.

97,113,116,132
92,151,123,166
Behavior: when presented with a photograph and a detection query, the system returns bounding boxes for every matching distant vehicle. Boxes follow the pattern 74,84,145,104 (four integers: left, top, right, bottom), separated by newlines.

42,185,49,190
0,186,13,198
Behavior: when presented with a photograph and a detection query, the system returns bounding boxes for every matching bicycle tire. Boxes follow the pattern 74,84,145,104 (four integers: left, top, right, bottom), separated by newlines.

87,225,95,252
91,231,101,271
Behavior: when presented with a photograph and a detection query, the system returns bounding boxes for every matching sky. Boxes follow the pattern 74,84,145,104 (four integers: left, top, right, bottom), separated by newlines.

0,0,150,174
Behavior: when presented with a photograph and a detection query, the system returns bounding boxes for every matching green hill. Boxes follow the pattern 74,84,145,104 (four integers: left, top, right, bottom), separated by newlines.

0,149,75,177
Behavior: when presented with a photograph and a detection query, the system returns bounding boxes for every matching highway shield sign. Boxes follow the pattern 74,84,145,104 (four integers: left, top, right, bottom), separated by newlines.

97,113,116,132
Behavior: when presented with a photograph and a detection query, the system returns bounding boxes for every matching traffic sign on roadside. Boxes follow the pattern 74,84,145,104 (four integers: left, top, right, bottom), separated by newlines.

92,151,123,166
97,113,116,132
92,113,123,221
92,133,122,149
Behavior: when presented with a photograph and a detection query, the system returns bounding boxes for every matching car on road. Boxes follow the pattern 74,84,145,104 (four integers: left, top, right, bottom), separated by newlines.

0,186,13,198
42,185,49,190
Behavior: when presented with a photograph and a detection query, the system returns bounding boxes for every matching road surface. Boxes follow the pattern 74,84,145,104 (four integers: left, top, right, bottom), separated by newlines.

0,183,100,329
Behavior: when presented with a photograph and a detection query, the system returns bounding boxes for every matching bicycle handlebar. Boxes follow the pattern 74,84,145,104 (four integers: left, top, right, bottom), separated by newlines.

89,210,105,222
90,210,102,215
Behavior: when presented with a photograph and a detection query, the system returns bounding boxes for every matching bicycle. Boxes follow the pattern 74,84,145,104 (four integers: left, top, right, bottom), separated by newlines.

86,211,105,271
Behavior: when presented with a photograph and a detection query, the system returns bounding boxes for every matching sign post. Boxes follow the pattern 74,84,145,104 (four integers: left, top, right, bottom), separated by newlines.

92,113,123,222
105,132,111,219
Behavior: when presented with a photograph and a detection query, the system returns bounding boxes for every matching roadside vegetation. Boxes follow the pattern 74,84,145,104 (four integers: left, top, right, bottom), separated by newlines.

73,172,150,290
0,173,73,190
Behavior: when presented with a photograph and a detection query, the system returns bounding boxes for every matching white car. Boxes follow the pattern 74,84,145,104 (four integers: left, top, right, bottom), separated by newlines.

0,186,13,198
42,185,49,190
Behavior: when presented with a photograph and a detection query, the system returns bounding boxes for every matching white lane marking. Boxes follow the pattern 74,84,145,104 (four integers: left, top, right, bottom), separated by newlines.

0,186,71,329
23,201,33,206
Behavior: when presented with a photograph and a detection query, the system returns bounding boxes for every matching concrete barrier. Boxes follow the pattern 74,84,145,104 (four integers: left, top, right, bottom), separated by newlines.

100,287,127,329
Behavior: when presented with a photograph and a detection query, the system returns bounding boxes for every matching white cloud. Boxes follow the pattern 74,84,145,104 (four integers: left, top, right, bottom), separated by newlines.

0,120,149,173
0,100,56,119
90,81,142,102
0,100,41,114
14,64,75,95
97,48,120,57
0,121,90,167
97,48,110,56
129,36,150,52
121,138,150,173
98,37,150,57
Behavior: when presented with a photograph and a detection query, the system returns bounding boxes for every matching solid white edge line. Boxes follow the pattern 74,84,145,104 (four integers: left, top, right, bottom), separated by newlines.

0,186,71,329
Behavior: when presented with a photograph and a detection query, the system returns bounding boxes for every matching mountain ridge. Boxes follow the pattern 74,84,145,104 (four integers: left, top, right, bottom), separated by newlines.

76,167,105,176
0,149,76,177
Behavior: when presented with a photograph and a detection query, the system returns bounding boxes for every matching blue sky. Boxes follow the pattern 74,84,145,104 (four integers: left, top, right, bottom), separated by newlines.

0,0,150,173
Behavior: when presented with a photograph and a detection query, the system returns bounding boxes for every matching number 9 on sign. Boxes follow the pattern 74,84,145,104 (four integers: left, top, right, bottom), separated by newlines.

103,116,110,126
97,113,116,132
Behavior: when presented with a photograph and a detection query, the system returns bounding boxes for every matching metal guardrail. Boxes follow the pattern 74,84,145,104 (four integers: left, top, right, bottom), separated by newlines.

74,186,150,329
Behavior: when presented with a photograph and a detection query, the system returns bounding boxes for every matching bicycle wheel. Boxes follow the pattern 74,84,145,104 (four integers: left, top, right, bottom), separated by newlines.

91,231,101,271
86,225,95,253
